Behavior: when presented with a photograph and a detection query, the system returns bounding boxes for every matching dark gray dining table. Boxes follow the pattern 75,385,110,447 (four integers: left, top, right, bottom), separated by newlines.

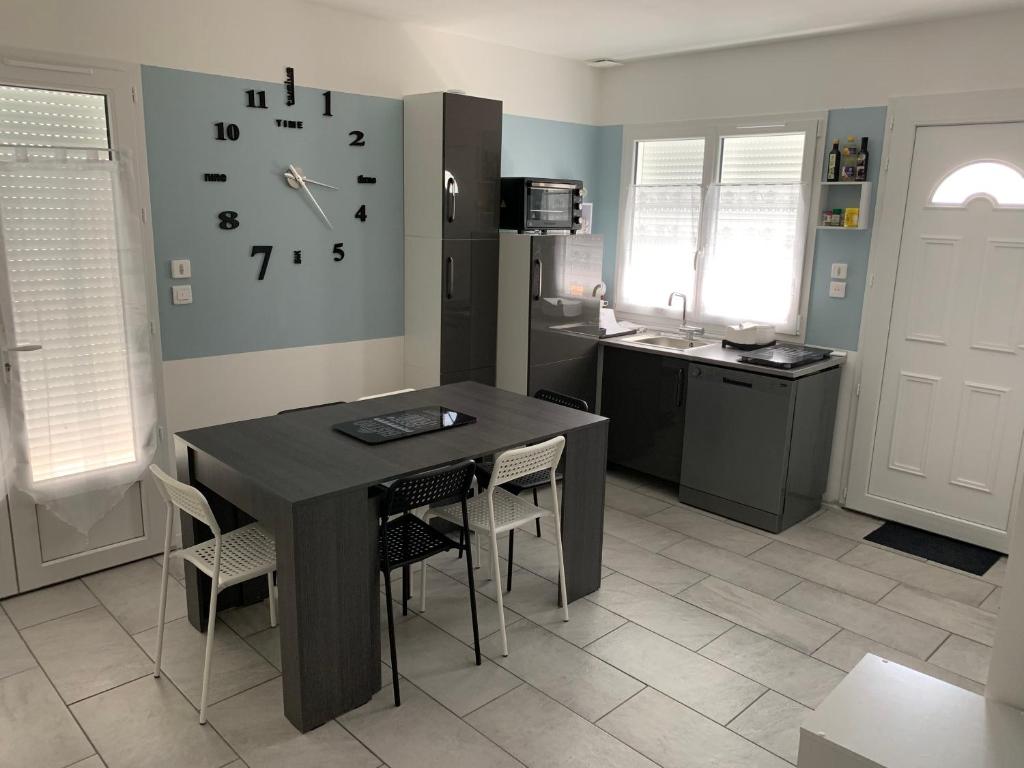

175,382,608,732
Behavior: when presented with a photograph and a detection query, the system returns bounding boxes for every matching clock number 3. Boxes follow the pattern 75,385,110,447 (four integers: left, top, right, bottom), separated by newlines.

250,245,272,280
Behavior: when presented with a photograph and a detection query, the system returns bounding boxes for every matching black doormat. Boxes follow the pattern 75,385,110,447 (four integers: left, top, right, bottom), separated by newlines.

864,521,1001,576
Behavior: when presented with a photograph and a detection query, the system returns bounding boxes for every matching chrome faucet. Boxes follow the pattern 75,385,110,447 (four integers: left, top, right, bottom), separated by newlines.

667,291,705,340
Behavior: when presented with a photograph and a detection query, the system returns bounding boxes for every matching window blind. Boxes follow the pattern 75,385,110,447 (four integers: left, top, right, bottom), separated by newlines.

719,133,806,183
0,85,109,160
635,138,705,185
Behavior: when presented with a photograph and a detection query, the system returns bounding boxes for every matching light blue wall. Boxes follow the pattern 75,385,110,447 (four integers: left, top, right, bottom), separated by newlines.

501,116,622,289
805,106,888,350
142,66,404,361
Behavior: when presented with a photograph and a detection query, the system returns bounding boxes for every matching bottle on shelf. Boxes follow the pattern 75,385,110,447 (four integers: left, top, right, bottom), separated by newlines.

855,137,869,181
841,136,858,179
826,139,841,182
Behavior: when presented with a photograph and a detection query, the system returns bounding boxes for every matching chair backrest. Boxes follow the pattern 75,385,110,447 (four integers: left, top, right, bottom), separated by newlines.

149,464,220,535
384,460,476,518
534,389,589,412
358,388,415,401
277,400,347,415
491,436,566,488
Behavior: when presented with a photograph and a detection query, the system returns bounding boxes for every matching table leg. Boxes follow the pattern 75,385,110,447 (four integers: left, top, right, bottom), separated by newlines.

277,488,381,731
561,420,608,601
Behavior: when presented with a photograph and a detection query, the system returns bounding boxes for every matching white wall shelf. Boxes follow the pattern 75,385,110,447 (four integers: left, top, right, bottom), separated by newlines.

819,180,872,231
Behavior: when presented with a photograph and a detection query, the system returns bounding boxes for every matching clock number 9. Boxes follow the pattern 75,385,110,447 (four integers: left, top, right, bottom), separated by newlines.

218,211,240,230
333,243,345,262
214,122,240,141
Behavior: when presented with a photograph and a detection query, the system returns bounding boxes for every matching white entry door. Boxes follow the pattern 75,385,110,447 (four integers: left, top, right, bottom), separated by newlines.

849,90,1024,552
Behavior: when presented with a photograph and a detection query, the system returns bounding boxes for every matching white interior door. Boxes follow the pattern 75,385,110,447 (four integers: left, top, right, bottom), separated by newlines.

849,90,1024,552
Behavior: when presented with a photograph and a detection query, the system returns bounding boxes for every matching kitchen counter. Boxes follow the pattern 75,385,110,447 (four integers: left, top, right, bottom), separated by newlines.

600,334,844,379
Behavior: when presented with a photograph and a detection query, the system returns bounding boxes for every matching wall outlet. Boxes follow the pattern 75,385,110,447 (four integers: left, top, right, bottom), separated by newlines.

172,284,193,305
170,259,191,278
829,281,847,298
830,262,848,279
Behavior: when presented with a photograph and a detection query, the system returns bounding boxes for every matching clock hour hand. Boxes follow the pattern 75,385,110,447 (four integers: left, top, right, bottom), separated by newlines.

284,169,339,190
288,164,333,229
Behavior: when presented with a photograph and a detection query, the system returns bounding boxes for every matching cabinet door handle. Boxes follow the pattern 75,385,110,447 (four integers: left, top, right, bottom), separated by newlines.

722,376,753,389
675,368,684,407
446,176,457,223
533,258,543,300
446,256,454,299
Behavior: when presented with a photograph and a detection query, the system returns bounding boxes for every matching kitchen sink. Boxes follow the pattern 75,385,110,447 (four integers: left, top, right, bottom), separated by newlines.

629,335,709,351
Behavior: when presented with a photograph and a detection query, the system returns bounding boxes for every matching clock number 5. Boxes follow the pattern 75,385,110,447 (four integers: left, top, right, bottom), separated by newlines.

333,243,345,262
215,122,240,141
250,245,272,280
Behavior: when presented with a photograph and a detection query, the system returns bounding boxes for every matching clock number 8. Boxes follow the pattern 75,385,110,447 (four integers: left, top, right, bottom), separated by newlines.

218,210,240,230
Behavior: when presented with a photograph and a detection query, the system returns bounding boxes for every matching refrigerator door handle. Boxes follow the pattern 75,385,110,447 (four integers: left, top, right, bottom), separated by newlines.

533,258,543,300
445,256,455,300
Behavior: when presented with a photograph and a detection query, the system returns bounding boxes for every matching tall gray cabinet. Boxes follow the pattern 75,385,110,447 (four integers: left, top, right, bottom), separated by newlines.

404,92,502,388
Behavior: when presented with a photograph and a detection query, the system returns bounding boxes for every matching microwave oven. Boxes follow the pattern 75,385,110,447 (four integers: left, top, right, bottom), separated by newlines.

500,177,583,233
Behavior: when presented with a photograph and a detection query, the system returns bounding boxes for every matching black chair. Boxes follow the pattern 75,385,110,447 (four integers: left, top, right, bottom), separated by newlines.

379,460,480,706
277,400,347,415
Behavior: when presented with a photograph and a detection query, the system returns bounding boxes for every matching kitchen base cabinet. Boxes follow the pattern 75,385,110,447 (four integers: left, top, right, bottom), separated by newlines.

601,346,687,484
679,363,841,533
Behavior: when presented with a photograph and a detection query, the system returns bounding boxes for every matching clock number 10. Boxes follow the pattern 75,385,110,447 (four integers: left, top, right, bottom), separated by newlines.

214,122,240,141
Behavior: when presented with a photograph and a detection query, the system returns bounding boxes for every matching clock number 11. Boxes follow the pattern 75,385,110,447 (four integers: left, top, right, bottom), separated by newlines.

245,89,267,109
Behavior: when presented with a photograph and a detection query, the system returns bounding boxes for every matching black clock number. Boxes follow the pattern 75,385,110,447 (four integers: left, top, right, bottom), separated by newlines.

218,210,239,230
245,89,267,109
250,245,272,280
348,130,365,147
333,243,345,262
322,91,332,117
354,205,367,222
215,122,240,141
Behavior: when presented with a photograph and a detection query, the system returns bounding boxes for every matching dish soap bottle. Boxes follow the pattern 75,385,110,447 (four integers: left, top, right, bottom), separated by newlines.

826,139,841,182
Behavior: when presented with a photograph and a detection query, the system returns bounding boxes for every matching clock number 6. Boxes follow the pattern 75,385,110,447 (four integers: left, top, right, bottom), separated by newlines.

354,205,367,222
333,243,345,262
250,245,272,280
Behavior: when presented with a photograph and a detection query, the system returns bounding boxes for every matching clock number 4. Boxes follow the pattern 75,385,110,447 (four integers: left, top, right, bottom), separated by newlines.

215,122,240,141
354,205,367,222
250,245,272,280
245,89,267,109
333,243,345,262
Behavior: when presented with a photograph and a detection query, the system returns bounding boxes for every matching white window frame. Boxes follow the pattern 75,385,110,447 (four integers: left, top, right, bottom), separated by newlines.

614,112,825,339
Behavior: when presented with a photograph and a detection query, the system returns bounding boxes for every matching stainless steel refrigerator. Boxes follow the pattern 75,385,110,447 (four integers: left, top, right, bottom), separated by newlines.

496,233,604,409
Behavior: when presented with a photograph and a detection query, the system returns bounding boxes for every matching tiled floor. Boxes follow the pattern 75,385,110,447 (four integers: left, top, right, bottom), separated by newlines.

0,468,1006,768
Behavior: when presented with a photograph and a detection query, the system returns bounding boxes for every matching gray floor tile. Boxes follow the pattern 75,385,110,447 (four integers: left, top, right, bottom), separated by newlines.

481,620,643,722
68,756,106,768
601,534,705,594
219,598,274,639
153,553,186,584
751,541,897,602
603,506,684,553
983,556,1007,586
879,585,997,646
340,681,523,768
83,558,188,635
208,677,379,768
928,634,991,685
588,623,765,724
771,522,857,559
700,626,845,708
134,616,278,707
980,587,1001,614
778,582,947,659
0,609,36,681
605,482,672,517
811,629,984,694
606,467,647,490
0,668,93,768
647,507,771,556
467,683,657,768
588,573,731,650
728,690,809,765
598,686,789,768
1,579,97,629
71,675,236,768
21,605,152,704
245,626,281,670
630,479,685,506
840,544,995,606
807,508,883,540
680,577,838,654
661,536,801,599
382,614,519,716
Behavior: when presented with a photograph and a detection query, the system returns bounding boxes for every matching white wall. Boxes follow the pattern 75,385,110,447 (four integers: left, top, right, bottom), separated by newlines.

0,0,599,124
598,9,1024,124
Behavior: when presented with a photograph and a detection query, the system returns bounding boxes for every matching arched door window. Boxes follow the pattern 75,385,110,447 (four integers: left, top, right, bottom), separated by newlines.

930,161,1024,207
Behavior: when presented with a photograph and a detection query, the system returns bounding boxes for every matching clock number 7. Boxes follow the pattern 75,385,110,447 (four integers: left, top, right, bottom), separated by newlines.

250,245,272,280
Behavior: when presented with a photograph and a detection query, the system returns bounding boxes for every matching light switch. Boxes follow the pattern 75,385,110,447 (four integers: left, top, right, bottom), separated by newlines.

172,284,193,305
830,262,848,279
170,259,191,278
829,281,846,298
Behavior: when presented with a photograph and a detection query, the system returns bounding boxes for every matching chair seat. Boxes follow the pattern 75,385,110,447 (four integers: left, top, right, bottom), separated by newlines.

433,488,550,536
178,523,277,590
475,462,562,494
380,515,458,570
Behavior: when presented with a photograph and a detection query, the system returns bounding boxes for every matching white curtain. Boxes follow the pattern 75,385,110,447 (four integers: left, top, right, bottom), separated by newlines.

618,184,702,311
0,151,158,533
696,182,808,333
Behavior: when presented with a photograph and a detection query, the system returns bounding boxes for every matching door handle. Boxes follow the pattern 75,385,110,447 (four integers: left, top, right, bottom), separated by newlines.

444,172,458,223
533,259,543,300
445,256,454,300
675,368,685,407
722,376,753,389
2,344,42,353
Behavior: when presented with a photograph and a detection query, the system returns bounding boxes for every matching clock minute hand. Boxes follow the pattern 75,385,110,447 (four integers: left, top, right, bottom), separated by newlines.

285,170,339,190
288,164,333,229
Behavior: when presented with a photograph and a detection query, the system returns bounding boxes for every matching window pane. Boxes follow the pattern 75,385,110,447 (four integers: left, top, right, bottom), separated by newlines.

931,161,1024,207
720,133,806,183
636,138,705,185
0,85,109,162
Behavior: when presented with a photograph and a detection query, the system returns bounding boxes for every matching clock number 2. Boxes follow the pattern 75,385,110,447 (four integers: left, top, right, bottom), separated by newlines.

354,205,367,222
250,245,272,280
348,130,365,147
333,243,345,262
215,122,240,141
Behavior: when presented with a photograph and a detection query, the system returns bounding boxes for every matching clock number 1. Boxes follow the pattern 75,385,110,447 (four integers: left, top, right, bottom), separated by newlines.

215,122,240,141
323,91,332,117
245,89,267,109
250,245,272,280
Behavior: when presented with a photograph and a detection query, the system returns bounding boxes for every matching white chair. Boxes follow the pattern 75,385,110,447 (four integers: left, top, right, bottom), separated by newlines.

357,388,415,400
149,464,278,724
431,436,569,656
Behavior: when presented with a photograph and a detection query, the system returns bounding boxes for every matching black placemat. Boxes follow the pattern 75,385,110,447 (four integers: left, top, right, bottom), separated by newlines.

864,521,1001,576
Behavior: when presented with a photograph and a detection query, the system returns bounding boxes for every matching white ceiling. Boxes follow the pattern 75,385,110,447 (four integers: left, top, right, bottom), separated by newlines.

314,0,1020,61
